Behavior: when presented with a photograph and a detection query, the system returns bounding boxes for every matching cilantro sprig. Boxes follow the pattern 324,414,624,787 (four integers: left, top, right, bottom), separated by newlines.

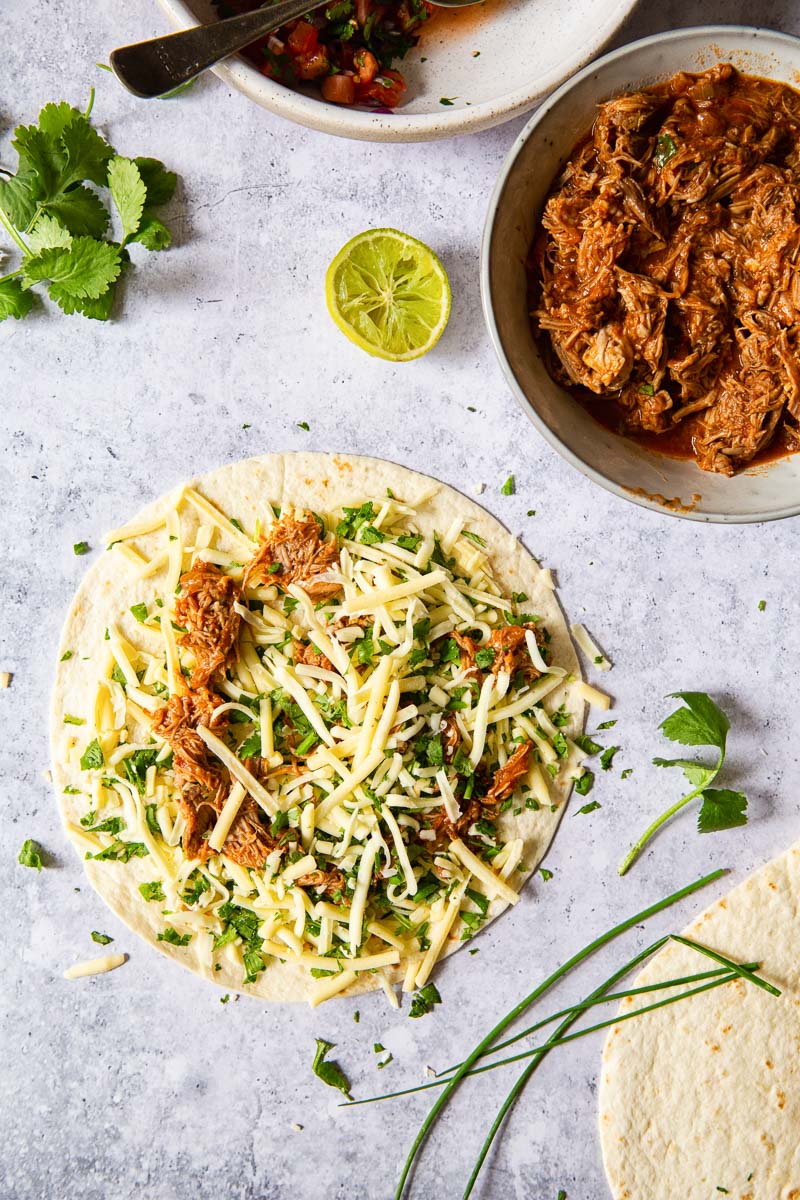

618,692,748,876
0,92,176,322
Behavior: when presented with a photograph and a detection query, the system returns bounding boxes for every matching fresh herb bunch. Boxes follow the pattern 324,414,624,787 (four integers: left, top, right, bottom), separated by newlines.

618,692,748,876
0,91,177,322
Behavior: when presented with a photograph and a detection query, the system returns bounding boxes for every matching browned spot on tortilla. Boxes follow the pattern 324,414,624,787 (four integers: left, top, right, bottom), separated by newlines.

777,1090,786,1109
721,1024,732,1034
766,1059,774,1068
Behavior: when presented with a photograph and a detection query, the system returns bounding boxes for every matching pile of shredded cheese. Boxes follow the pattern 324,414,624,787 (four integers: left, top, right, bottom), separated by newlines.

58,485,598,1006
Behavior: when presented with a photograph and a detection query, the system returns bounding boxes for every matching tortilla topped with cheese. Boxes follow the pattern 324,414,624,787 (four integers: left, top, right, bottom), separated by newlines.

51,453,588,1005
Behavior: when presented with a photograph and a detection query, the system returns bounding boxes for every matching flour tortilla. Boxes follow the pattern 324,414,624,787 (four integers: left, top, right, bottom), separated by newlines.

600,842,800,1199
51,452,584,1002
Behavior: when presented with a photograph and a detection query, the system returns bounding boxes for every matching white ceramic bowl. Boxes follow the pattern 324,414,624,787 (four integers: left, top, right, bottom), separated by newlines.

482,26,800,523
155,0,637,141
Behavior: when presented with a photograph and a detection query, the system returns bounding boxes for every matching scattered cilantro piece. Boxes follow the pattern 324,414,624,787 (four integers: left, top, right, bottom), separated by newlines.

600,745,619,771
157,926,191,947
378,1055,393,1069
527,509,536,516
574,770,594,796
312,1039,351,1097
60,650,73,661
353,1010,360,1023
597,719,617,730
439,96,456,105
619,692,746,875
475,647,495,670
621,768,633,780
409,982,441,1018
297,421,310,431
758,599,766,612
500,474,515,495
220,994,230,1004
539,868,553,882
574,733,601,756
73,541,89,555
88,839,148,862
79,738,104,770
139,881,165,902
578,800,601,815
63,714,85,726
655,132,678,168
18,839,45,871
461,529,486,548
129,602,148,624
91,931,113,945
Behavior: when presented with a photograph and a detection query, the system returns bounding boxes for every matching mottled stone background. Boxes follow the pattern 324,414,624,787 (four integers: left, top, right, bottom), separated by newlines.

2,1,798,1197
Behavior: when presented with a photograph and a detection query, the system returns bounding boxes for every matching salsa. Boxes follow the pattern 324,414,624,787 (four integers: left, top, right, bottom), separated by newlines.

214,0,433,107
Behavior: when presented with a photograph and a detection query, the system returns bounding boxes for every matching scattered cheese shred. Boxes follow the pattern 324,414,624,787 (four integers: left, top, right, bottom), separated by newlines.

64,953,127,980
207,781,247,852
576,680,612,710
449,839,520,906
570,623,611,671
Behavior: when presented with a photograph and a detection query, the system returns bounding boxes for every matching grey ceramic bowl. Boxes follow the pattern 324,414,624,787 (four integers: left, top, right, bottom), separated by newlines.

481,25,800,523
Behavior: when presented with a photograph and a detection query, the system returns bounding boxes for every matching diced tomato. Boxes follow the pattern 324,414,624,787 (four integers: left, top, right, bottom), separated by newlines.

322,73,357,105
356,69,406,108
353,49,378,85
287,20,319,55
294,48,330,79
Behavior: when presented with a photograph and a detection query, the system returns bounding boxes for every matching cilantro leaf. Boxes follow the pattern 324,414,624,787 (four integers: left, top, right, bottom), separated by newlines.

660,692,729,753
139,880,165,902
11,124,63,199
134,157,177,206
45,185,109,238
653,757,716,789
0,278,35,322
157,926,191,947
23,237,122,301
574,733,601,756
409,982,441,1018
574,769,594,796
312,1039,351,1097
108,157,147,243
59,117,114,189
37,101,84,140
27,214,72,254
18,839,45,871
80,738,104,770
599,745,619,771
91,931,113,945
0,172,37,228
132,216,172,251
697,789,748,834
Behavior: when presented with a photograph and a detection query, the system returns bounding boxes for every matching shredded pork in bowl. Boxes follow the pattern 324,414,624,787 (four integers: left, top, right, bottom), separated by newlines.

482,27,800,521
531,63,800,477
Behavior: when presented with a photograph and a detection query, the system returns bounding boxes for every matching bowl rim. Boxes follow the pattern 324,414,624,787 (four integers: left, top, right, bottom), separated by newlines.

480,23,800,524
156,0,638,142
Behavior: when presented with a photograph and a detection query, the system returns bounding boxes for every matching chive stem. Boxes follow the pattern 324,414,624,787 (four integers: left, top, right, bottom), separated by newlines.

437,960,759,1075
392,868,725,1198
670,935,780,997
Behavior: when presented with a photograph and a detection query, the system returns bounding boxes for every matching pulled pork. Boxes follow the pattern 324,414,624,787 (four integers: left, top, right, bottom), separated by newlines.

452,625,546,679
429,741,533,843
533,64,800,474
174,561,241,688
244,513,341,598
152,689,276,869
152,688,227,791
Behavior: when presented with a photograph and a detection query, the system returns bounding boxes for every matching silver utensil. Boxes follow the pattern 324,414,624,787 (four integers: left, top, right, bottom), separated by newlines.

110,0,480,99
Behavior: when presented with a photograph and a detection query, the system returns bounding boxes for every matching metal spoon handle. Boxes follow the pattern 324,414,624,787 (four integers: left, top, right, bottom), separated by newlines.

110,3,313,98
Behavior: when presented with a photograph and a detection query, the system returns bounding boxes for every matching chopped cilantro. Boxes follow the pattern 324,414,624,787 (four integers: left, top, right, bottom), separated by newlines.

758,599,766,611
600,745,619,771
60,650,73,661
79,738,104,770
139,880,165,902
157,926,191,947
18,839,45,871
574,770,594,796
63,714,85,725
129,602,148,624
539,868,553,882
297,421,310,431
409,982,441,1018
73,541,89,556
597,719,617,730
578,800,601,815
312,1039,351,1097
500,474,515,495
91,931,113,945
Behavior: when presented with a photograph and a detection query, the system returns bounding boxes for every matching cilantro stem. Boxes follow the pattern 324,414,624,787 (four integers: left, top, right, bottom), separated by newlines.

391,869,726,1199
0,268,22,285
0,206,29,255
85,87,96,118
618,773,716,876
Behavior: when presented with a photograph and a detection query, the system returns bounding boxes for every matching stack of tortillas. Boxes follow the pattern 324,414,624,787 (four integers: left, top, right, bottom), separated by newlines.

600,843,800,1199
